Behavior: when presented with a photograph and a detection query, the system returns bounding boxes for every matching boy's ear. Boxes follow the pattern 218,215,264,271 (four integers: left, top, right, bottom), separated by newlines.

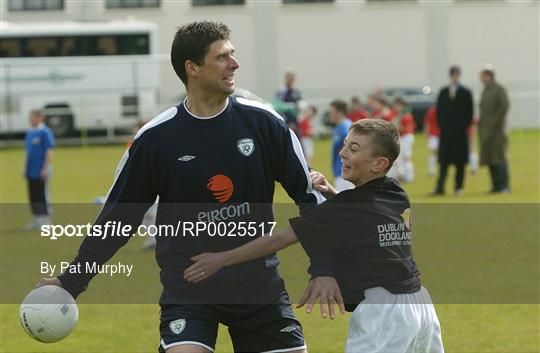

374,157,390,173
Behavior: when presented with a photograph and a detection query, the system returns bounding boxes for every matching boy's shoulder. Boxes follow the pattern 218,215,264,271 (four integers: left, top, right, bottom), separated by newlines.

351,177,409,204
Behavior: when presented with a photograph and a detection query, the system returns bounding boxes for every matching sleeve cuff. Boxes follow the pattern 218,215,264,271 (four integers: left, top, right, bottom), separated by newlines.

57,265,91,299
308,263,335,279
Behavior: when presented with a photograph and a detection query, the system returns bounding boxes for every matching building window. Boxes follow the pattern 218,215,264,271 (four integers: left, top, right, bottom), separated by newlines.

283,0,333,3
8,0,64,11
192,0,244,6
106,0,160,9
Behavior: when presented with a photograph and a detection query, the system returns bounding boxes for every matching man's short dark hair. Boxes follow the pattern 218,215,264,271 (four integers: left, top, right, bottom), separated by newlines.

330,99,348,115
449,65,461,76
171,21,231,86
349,119,400,172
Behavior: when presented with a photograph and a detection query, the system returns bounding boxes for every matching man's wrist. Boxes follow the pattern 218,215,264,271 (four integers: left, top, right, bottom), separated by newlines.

222,252,234,267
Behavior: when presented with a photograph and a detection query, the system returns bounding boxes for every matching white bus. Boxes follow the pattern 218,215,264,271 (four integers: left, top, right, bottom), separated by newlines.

0,20,160,137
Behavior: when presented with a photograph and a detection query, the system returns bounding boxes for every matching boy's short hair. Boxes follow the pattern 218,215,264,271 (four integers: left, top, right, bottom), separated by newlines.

349,119,400,172
29,109,43,118
171,21,231,86
376,97,388,106
330,99,348,115
393,97,408,107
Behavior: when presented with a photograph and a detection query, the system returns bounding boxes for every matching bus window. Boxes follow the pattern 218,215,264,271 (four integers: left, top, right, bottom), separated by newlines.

0,38,22,57
75,35,95,56
25,37,59,57
118,34,149,55
1,34,150,57
60,37,77,56
97,36,118,55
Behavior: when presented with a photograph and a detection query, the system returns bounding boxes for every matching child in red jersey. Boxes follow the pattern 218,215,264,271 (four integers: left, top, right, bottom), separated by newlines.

468,116,479,175
389,98,416,183
370,97,396,122
347,96,369,122
298,105,317,165
423,106,439,176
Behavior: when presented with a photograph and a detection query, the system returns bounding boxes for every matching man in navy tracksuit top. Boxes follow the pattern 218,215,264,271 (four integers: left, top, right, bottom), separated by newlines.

38,21,321,353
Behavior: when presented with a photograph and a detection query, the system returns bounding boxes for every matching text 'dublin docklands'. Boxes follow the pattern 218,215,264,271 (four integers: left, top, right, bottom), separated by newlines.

40,221,277,240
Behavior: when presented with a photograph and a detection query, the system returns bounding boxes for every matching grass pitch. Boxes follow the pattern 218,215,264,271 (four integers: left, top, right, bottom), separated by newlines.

1,131,539,353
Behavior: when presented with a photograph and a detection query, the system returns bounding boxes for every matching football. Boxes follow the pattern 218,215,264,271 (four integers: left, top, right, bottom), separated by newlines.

19,285,78,343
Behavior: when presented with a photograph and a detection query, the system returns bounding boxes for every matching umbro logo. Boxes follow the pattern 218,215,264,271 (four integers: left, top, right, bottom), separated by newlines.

178,155,196,162
280,325,297,333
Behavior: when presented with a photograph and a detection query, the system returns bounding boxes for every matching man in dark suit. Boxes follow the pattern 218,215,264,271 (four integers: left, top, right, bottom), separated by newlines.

432,66,473,196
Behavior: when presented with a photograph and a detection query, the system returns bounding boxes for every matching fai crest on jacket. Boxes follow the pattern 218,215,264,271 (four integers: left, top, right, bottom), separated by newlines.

169,319,186,335
237,138,255,157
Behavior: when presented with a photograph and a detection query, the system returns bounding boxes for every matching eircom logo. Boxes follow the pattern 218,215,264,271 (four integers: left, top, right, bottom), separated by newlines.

207,175,234,203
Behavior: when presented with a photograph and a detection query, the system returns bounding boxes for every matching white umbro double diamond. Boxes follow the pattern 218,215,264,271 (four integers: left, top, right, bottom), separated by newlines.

178,155,196,162
280,325,297,333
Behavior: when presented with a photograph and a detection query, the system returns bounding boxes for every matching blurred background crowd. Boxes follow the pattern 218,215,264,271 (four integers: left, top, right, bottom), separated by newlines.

273,64,510,196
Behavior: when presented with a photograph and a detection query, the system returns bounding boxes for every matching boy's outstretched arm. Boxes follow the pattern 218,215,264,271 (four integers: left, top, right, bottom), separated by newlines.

184,225,346,318
183,226,298,283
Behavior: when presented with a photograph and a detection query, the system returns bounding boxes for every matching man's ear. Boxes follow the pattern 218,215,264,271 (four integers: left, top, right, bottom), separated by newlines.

185,60,198,79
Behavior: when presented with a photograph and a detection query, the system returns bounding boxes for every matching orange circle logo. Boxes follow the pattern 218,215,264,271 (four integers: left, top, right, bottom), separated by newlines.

207,175,234,203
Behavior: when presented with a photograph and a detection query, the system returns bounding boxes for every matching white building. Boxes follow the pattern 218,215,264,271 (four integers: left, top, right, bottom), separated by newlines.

1,0,538,128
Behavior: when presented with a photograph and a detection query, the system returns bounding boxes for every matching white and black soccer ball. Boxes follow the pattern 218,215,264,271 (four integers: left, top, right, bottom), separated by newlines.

19,285,78,343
